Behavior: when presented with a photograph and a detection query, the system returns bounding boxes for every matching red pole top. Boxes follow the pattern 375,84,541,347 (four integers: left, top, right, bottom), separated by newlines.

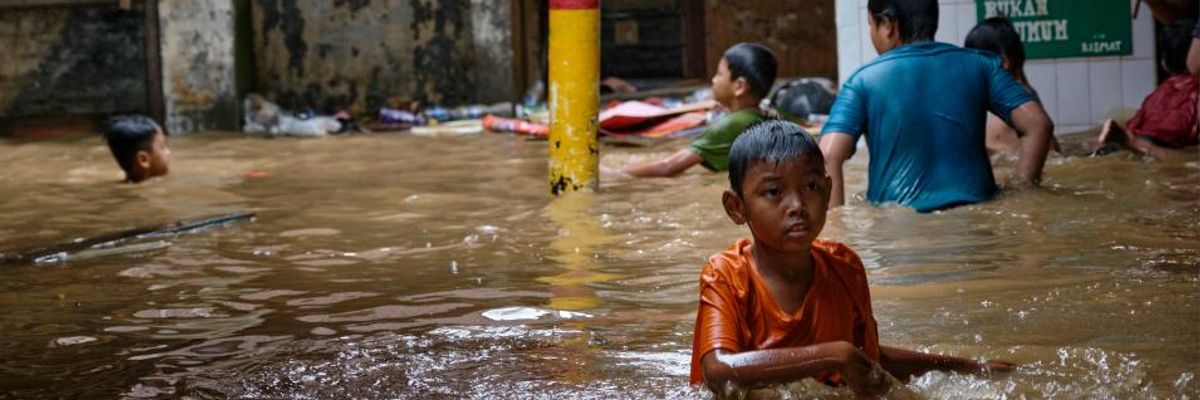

549,0,598,10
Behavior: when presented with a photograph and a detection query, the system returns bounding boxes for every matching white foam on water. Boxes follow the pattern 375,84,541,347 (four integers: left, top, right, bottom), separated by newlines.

480,306,593,321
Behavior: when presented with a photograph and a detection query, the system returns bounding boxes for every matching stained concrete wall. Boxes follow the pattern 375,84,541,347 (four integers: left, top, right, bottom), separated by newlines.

159,0,240,134
252,0,515,114
469,0,515,103
0,6,147,119
0,2,238,135
2,0,510,133
601,0,687,78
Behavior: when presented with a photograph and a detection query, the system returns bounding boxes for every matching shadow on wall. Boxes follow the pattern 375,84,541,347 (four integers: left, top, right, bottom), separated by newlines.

252,0,515,115
0,6,148,120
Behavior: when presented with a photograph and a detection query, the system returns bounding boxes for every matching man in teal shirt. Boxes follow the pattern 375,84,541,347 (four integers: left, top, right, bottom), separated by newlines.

820,0,1054,212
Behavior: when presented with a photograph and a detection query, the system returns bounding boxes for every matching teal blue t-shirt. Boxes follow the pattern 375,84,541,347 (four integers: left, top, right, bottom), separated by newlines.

821,42,1034,212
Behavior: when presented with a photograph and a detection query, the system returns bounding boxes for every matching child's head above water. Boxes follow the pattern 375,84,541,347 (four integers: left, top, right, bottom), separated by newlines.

103,114,170,183
713,43,778,109
723,120,830,251
964,17,1026,79
1159,18,1195,76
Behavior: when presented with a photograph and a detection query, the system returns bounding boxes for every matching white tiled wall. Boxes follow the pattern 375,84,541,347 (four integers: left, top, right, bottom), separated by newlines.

835,0,1158,134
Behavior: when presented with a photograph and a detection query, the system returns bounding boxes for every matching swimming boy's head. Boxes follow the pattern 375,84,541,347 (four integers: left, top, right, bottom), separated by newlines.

965,17,1026,78
723,120,830,253
868,0,938,54
103,115,170,183
712,43,777,109
1159,18,1195,75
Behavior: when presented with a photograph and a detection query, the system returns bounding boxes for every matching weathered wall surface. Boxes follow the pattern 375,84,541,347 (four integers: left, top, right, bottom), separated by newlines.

0,6,147,119
601,0,686,78
159,0,240,133
705,0,838,78
252,0,513,114
469,0,515,103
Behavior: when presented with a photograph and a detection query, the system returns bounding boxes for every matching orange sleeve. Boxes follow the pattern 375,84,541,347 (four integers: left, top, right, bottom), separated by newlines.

689,257,744,385
844,248,881,361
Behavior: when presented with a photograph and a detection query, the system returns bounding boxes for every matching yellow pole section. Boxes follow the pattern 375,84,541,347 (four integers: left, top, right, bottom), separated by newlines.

548,0,600,195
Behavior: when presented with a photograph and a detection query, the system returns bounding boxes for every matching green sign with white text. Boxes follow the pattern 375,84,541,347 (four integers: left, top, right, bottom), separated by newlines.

976,0,1133,59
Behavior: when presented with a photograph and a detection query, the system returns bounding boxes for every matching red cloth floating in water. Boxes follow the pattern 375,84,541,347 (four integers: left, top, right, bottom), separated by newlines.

598,100,716,136
1128,74,1199,148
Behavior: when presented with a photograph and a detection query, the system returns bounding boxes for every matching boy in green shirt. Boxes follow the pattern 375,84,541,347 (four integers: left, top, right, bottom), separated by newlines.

623,43,776,177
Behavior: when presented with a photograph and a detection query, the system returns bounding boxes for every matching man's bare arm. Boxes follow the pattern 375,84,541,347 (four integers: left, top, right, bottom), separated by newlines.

819,133,857,207
1008,101,1055,186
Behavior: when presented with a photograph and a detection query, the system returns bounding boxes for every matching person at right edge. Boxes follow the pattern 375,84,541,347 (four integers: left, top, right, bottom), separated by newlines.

819,0,1055,213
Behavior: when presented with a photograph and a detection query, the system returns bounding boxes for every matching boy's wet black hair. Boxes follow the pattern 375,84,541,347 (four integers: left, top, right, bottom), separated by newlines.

103,114,161,174
964,17,1026,72
1159,18,1195,75
868,0,938,42
723,43,778,100
728,119,824,195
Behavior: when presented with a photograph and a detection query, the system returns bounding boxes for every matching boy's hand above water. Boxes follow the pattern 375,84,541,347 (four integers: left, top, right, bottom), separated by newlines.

701,341,892,394
837,343,892,397
879,346,1018,382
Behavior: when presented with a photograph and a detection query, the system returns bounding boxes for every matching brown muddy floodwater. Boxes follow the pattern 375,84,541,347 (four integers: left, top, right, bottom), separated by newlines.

0,131,1197,399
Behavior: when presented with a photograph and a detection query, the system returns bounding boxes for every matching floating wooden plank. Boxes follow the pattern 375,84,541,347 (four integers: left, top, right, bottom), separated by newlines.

0,212,256,266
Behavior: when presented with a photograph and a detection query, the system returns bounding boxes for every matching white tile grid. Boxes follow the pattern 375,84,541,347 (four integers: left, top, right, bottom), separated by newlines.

836,0,858,28
1025,61,1060,122
1055,60,1092,127
859,7,878,66
1130,1,1154,59
1122,58,1158,110
838,25,862,80
935,3,959,43
956,3,979,44
1087,58,1123,123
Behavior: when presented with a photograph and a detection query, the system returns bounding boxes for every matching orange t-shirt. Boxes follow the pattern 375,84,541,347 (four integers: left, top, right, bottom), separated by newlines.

689,238,881,385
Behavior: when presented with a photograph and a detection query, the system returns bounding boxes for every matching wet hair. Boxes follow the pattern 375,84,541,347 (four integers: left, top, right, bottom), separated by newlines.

103,114,161,174
723,43,778,100
964,17,1026,72
728,119,824,195
868,0,939,42
1159,18,1194,75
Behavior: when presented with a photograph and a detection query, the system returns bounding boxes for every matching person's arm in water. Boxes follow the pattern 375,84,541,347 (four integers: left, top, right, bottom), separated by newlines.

879,346,1015,381
700,343,1015,396
621,149,703,177
701,342,890,397
818,133,856,207
993,111,1062,154
1008,101,1055,186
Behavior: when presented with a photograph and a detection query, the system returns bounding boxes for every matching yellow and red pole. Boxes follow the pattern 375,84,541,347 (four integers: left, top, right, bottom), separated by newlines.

548,0,600,195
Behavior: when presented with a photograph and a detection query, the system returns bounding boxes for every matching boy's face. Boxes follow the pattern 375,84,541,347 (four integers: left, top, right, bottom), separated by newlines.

710,59,744,108
136,129,171,180
723,156,831,254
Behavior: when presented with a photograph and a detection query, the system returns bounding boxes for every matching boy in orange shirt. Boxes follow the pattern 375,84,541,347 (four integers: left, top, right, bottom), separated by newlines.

691,119,1014,396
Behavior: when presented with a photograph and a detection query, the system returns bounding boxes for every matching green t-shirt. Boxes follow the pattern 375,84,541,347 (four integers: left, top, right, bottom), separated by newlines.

688,109,766,171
